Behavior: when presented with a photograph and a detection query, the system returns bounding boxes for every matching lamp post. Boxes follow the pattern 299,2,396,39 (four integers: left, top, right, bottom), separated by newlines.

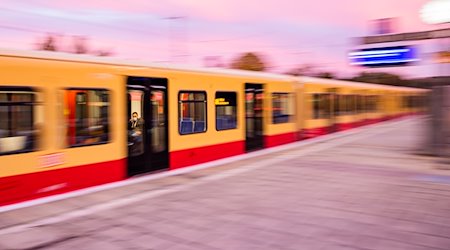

164,16,188,64
420,0,450,160
420,0,450,25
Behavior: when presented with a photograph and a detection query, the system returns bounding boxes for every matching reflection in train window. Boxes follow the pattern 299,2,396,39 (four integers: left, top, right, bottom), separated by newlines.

366,96,379,112
312,93,331,119
178,91,206,135
333,94,340,116
128,90,144,156
64,89,109,147
0,88,42,155
357,95,365,113
339,95,356,116
151,90,166,153
272,93,294,124
215,92,237,130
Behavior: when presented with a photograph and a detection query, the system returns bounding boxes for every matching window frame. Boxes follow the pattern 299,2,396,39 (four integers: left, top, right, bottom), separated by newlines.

272,92,294,124
366,95,378,113
312,93,320,119
178,90,207,135
339,94,356,116
357,95,365,113
333,94,341,116
311,93,331,119
64,88,111,148
0,86,41,156
215,91,237,131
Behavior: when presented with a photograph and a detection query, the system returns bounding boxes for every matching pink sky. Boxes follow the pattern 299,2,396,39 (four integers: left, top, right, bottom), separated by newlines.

0,0,442,78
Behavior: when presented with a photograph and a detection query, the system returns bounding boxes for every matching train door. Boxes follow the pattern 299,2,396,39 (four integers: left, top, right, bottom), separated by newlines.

245,83,264,151
127,77,169,176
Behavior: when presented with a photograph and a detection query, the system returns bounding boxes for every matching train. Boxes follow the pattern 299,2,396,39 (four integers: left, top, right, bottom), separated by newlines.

0,49,428,206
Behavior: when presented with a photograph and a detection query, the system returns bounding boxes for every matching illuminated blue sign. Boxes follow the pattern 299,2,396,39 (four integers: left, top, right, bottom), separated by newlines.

349,46,419,67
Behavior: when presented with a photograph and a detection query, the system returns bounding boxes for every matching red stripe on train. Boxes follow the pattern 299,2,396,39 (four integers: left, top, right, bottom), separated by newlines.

264,132,297,148
0,159,125,206
302,127,330,139
170,140,245,170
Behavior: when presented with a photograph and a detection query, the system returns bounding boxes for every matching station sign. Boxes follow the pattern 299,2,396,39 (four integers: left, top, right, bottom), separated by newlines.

349,46,419,67
215,98,230,105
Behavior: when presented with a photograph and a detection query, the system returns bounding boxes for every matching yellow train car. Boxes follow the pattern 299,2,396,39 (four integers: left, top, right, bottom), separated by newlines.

0,50,127,205
295,77,428,138
0,49,428,206
401,88,429,115
156,67,297,170
0,49,300,206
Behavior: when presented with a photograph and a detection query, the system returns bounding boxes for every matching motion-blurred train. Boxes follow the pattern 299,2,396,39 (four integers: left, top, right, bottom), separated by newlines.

0,49,428,206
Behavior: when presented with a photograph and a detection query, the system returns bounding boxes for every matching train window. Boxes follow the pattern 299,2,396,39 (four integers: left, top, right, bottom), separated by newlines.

366,96,378,112
340,95,356,115
151,90,166,153
365,96,371,112
312,93,331,119
64,89,109,147
179,91,207,135
405,96,418,109
373,96,379,112
0,88,42,155
350,95,357,114
357,95,365,113
128,90,144,156
312,94,320,119
338,95,345,116
333,95,340,116
215,92,237,130
272,93,294,124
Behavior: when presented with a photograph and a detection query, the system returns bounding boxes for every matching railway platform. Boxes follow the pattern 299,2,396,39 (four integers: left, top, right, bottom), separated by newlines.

1,116,450,250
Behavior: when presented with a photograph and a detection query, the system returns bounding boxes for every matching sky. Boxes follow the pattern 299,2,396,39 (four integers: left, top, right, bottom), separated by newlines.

0,0,446,78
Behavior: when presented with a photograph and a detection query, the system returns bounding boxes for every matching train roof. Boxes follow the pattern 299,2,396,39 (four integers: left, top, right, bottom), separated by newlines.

299,76,428,92
0,48,292,81
0,49,428,92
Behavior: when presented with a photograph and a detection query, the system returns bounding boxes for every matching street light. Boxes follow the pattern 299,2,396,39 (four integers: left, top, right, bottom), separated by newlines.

420,0,450,25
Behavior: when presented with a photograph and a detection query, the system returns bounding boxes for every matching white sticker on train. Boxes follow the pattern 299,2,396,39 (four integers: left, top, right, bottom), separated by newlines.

39,153,65,168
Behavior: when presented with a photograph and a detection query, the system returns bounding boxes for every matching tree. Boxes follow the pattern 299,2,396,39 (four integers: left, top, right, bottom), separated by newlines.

285,64,315,76
230,52,267,71
285,65,335,78
95,50,114,57
350,72,406,86
73,36,88,54
34,33,113,57
285,64,336,79
37,34,58,51
315,72,335,79
342,72,439,89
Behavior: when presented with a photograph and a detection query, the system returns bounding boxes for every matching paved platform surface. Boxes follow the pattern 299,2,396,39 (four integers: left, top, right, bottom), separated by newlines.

1,117,450,250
